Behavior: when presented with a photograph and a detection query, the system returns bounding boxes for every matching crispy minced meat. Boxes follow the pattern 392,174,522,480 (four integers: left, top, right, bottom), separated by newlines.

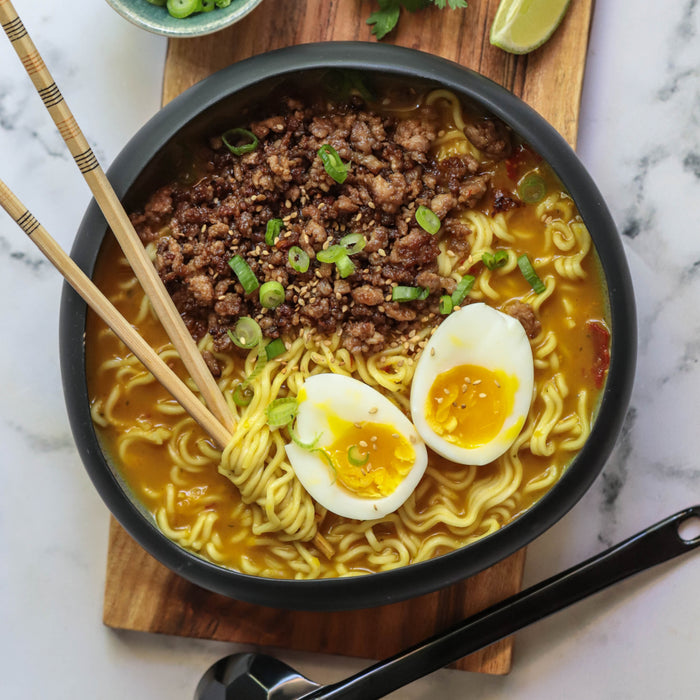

130,96,513,357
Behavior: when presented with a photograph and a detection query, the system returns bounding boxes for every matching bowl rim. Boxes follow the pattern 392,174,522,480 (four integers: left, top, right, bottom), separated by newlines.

60,41,637,611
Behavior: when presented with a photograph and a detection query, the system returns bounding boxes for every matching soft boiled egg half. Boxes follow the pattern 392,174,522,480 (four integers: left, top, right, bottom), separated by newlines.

410,303,534,466
285,374,428,520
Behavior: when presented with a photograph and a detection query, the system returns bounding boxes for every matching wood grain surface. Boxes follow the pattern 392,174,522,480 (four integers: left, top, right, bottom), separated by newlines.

103,0,594,675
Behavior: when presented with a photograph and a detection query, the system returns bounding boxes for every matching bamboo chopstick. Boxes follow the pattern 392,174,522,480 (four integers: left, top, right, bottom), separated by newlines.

0,176,336,560
0,0,234,433
0,179,335,559
0,176,232,450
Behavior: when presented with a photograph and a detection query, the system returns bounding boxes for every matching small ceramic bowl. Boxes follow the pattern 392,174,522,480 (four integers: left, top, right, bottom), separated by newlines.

105,0,263,38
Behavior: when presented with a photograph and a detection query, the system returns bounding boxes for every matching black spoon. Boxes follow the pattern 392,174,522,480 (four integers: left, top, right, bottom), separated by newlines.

195,505,700,700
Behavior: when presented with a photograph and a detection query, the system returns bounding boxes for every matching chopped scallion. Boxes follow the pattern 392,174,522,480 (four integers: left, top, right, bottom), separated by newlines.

266,397,298,429
316,245,346,264
347,444,370,467
288,246,310,273
221,128,259,156
518,254,546,293
166,0,198,18
517,172,547,204
335,252,356,278
482,250,509,270
265,218,283,246
232,382,254,407
227,317,262,349
318,144,349,184
259,280,285,309
339,232,367,255
451,274,475,307
415,205,441,235
228,254,259,294
265,338,286,361
289,425,321,451
392,285,429,302
246,344,267,383
439,295,453,315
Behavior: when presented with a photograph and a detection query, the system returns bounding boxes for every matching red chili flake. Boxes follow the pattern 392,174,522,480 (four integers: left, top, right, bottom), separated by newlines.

587,320,611,388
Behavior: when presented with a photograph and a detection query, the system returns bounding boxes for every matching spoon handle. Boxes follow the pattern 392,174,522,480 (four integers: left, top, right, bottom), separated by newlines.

311,505,700,700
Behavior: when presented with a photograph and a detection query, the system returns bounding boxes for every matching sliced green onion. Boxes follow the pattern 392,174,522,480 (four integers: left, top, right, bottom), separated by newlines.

439,295,453,315
392,285,428,302
265,218,283,246
318,144,349,184
288,246,310,273
335,253,355,278
517,173,547,204
289,425,321,451
199,0,216,11
265,338,286,361
166,0,198,17
232,382,254,407
518,254,546,293
347,444,370,467
228,254,259,294
227,317,262,349
246,344,267,383
215,0,231,6
316,245,346,264
312,447,336,475
482,250,509,270
259,280,286,309
451,274,475,307
266,397,298,429
222,128,259,156
415,205,441,235
339,233,367,255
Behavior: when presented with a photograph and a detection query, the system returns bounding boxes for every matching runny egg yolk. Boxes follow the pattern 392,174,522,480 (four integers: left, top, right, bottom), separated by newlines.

321,414,416,499
425,364,519,449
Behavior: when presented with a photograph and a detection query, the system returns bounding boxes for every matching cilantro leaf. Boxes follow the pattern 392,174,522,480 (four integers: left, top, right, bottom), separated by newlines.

367,1,468,41
366,2,401,40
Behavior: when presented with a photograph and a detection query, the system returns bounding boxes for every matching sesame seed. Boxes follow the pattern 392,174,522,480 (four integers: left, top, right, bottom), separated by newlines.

479,392,487,398
473,379,482,385
369,407,378,414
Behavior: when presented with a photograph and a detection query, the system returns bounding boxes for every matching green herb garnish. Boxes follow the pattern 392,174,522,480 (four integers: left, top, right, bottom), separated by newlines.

367,1,469,41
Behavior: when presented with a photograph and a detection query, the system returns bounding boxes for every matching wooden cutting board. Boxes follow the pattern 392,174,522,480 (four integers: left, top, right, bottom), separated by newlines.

103,0,593,675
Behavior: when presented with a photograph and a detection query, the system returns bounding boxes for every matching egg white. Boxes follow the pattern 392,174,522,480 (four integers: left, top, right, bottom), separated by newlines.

410,303,534,465
285,374,428,520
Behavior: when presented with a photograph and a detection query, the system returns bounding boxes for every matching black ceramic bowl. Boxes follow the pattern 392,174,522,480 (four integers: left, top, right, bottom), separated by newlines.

60,42,636,611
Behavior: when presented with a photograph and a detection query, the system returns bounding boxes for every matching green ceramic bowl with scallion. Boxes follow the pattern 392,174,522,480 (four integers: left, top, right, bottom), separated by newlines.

105,0,263,38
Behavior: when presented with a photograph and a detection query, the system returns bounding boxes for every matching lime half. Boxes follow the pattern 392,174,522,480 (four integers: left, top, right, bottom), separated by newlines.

490,0,571,54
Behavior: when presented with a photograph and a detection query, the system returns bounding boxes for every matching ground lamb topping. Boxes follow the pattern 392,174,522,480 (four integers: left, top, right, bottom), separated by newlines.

130,97,513,356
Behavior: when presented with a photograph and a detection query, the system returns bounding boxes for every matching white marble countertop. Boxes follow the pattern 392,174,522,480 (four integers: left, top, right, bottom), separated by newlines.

2,1,700,698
